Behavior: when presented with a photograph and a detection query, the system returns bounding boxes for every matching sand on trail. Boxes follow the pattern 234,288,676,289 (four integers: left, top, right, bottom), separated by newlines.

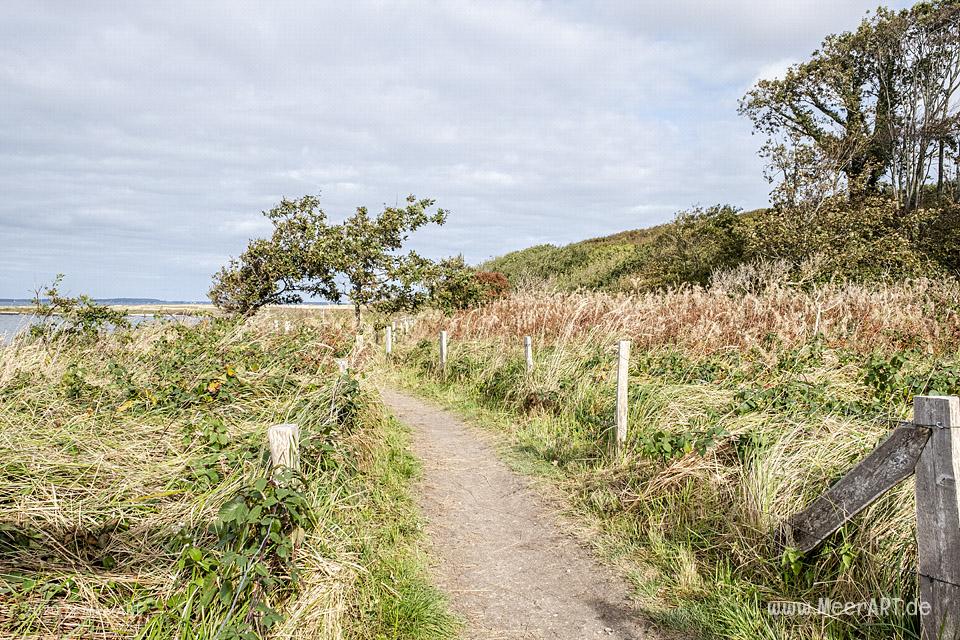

380,387,671,640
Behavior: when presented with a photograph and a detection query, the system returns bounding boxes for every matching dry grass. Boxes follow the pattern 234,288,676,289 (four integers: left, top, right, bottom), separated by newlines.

426,276,960,356
392,273,959,638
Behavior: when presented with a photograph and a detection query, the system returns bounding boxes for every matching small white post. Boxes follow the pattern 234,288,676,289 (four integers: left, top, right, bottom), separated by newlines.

273,319,279,332
524,336,534,373
385,325,393,356
268,423,300,472
283,320,292,334
614,340,631,452
439,330,448,376
914,395,960,640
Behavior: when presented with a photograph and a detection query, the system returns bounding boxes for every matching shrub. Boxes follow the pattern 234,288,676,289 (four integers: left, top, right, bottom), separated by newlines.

747,196,944,281
29,274,129,340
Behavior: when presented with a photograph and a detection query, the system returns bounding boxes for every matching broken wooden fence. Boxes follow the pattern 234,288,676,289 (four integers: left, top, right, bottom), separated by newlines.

780,395,959,639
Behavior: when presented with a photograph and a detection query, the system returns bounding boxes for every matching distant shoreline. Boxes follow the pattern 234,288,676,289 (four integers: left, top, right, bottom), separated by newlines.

0,303,353,315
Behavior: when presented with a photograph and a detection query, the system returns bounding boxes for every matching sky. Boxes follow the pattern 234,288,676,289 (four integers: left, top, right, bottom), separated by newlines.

0,0,911,300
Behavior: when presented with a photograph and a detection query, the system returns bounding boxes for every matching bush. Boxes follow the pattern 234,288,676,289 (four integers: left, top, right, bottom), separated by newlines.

645,205,747,287
427,257,511,313
746,196,944,281
29,275,129,340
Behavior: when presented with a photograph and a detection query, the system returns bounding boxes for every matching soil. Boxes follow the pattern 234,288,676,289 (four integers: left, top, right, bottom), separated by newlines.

380,387,668,640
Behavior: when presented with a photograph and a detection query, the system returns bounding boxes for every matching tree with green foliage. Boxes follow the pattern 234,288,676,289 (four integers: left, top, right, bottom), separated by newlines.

210,195,448,324
741,1,960,207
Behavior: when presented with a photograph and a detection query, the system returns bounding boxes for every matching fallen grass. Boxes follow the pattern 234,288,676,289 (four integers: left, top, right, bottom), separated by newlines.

0,313,456,639
385,274,960,640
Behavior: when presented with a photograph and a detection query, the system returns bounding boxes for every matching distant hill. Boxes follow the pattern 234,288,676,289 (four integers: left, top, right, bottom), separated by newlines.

0,298,211,307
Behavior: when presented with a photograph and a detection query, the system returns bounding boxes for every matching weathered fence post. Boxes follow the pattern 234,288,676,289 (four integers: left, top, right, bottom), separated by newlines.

385,325,393,357
267,423,300,471
439,330,448,377
914,395,960,640
614,340,630,452
777,394,960,638
524,336,534,373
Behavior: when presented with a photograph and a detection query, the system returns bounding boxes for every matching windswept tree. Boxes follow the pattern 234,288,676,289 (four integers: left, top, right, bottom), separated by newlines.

740,1,960,208
209,195,448,323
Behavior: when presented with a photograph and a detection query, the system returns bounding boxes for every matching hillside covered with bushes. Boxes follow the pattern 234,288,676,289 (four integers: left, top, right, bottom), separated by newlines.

483,200,960,293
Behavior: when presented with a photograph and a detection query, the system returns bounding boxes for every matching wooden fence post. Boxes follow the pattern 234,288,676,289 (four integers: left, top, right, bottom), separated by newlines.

614,340,630,452
524,336,534,373
914,395,960,640
385,325,393,356
267,423,300,471
439,330,448,376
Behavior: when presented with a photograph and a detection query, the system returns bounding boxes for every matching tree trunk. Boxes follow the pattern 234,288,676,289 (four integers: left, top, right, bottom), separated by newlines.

938,138,945,199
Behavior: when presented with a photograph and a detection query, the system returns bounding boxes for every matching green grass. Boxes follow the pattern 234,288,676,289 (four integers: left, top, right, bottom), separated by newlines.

0,315,456,639
382,332,941,640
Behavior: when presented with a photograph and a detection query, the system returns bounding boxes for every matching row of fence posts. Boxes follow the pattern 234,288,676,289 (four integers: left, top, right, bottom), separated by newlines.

383,327,959,638
415,329,633,453
383,318,416,359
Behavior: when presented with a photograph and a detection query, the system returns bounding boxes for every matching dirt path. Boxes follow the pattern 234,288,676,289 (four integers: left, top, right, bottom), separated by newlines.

380,387,663,640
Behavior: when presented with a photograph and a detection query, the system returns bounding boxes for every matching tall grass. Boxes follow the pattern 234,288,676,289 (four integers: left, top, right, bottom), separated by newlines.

0,313,456,639
435,275,960,355
391,273,960,639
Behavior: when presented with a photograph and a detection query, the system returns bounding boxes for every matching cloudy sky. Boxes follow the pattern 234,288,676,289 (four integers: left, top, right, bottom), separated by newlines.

1,0,909,300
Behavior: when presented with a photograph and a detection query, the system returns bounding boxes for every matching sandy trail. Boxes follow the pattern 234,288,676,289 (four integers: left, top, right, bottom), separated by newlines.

380,387,665,640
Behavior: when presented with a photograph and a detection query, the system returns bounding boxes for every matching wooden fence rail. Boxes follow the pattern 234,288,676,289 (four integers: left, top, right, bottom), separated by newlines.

781,395,959,639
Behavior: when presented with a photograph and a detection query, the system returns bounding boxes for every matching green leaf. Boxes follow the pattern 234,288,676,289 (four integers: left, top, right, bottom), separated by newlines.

218,499,248,524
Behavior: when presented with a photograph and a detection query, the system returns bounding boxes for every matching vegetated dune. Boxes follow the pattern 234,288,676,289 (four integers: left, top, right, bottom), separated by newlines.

393,268,960,639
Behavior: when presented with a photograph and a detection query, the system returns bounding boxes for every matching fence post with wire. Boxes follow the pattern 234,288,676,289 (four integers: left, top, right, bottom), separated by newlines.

778,395,959,639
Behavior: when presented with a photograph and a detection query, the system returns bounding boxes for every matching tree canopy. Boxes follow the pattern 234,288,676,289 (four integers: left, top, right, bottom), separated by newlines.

209,195,448,321
740,1,960,207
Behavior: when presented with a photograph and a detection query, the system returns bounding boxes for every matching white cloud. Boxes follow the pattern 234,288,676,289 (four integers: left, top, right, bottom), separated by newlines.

0,0,909,298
